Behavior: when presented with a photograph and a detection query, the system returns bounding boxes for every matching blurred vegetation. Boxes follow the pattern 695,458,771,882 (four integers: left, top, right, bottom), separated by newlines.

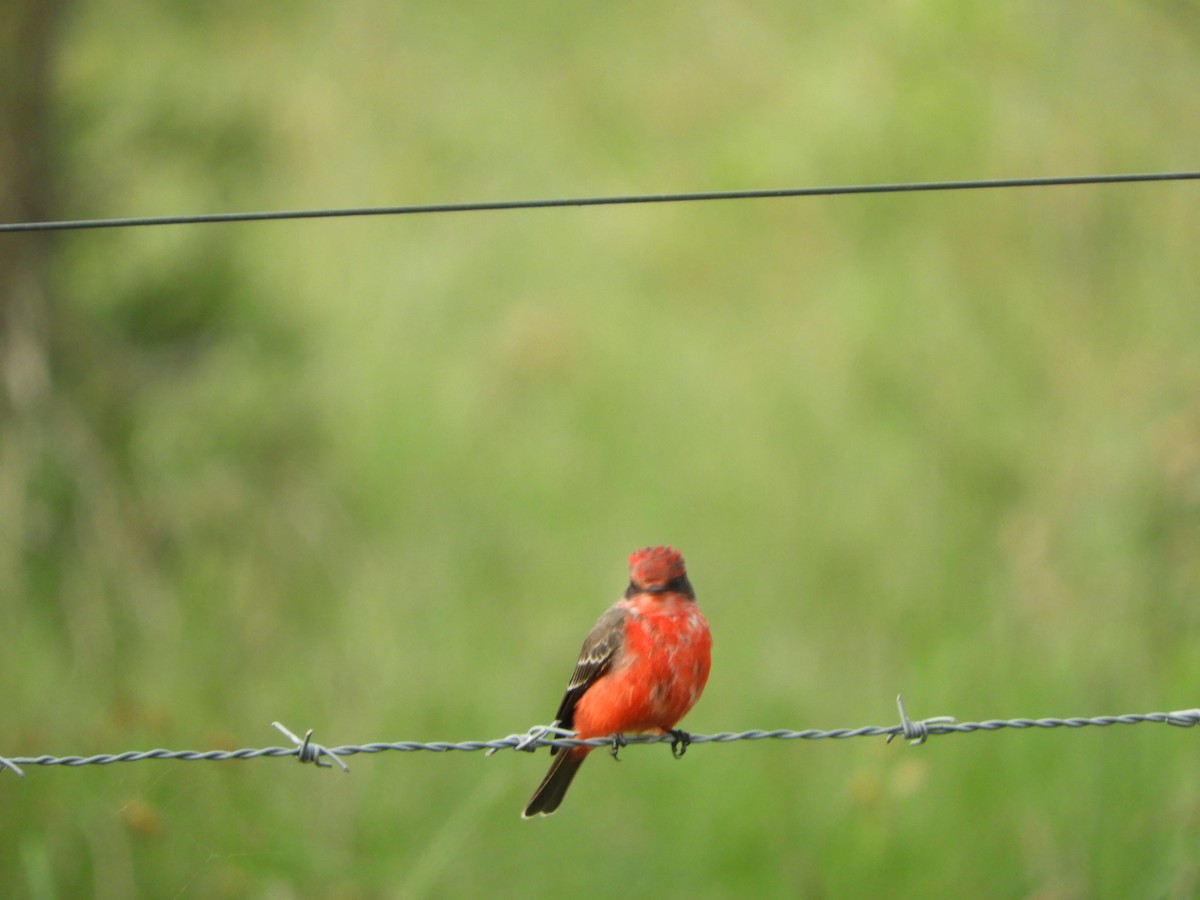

3,1,1200,897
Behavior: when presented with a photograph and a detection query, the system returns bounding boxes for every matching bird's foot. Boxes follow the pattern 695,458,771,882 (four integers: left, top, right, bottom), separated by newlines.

668,729,691,759
608,733,627,761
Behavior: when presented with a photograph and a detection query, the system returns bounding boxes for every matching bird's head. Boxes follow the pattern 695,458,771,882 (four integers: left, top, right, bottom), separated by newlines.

627,546,693,597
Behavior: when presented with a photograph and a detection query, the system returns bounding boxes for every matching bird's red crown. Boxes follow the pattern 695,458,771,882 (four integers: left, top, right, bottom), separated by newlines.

628,546,687,589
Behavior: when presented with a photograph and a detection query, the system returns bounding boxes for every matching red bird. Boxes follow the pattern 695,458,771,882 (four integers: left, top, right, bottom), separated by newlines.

523,546,712,818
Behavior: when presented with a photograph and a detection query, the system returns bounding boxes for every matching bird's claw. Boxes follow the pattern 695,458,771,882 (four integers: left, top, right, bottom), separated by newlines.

608,733,627,761
668,729,691,759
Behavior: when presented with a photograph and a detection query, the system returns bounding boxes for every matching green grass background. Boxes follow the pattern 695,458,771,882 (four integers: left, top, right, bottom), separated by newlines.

4,1,1200,896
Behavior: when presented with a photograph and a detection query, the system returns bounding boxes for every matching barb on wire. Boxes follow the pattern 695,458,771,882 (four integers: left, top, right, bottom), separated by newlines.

3,698,1199,776
1,170,1197,234
272,721,349,772
889,695,957,745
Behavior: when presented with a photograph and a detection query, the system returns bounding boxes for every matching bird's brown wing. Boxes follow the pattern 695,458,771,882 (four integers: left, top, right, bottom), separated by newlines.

549,604,627,750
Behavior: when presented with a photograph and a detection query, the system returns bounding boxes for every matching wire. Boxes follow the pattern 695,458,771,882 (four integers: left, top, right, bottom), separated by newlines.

1,171,1197,234
3,697,1197,777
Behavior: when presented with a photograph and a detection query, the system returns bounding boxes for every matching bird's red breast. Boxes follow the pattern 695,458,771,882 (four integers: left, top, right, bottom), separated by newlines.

571,588,711,739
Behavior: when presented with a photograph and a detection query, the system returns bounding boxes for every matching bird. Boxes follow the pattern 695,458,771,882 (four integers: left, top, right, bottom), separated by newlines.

522,546,712,818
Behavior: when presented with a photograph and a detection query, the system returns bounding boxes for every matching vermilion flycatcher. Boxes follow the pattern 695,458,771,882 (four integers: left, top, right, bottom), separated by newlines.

522,546,712,818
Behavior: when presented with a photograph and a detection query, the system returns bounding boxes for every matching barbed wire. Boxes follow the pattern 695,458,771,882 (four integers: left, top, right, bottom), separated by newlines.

2,697,1197,778
1,171,1197,234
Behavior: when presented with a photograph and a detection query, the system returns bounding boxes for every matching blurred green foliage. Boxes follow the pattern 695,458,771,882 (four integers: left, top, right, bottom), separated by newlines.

3,1,1200,897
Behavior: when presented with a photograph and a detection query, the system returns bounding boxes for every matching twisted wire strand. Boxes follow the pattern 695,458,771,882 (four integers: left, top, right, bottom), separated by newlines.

3,699,1197,777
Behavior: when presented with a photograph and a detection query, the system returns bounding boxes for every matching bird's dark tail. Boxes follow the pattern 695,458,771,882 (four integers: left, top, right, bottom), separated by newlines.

522,749,586,818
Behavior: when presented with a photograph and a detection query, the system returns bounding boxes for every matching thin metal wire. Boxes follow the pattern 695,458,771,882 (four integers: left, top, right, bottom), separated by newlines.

3,697,1197,777
1,171,1197,234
